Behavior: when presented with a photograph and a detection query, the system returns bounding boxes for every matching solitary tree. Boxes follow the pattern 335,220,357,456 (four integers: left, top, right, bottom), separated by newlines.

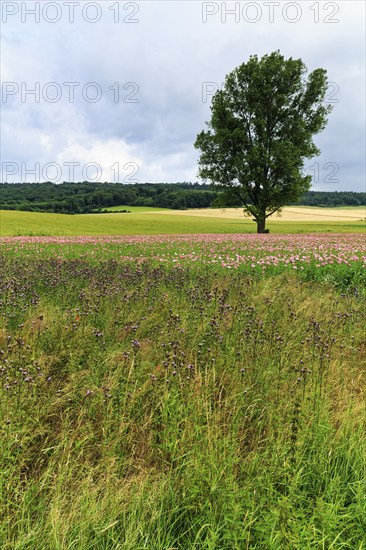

195,51,332,233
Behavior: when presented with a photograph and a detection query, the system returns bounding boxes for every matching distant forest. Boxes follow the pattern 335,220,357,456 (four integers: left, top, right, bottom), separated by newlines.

0,182,365,214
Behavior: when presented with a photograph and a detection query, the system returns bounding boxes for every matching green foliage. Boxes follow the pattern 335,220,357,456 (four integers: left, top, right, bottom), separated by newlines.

298,191,366,207
0,247,365,548
195,51,333,232
0,182,217,214
1,181,365,216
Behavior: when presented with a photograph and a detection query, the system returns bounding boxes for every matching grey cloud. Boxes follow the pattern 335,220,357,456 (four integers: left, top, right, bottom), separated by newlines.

1,1,365,190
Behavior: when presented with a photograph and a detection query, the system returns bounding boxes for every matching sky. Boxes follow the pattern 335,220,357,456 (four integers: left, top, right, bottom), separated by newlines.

1,0,365,191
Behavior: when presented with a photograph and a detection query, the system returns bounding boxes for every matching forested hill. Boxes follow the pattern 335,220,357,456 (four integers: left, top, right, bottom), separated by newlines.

0,182,365,214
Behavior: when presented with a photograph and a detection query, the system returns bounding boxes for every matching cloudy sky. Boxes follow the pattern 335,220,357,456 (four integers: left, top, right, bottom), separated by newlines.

1,0,365,191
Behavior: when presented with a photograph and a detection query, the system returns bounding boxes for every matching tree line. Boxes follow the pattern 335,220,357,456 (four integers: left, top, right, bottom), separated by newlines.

0,182,364,214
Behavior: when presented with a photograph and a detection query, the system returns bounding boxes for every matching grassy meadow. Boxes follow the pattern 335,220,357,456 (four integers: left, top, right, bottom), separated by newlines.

0,234,365,548
1,206,365,236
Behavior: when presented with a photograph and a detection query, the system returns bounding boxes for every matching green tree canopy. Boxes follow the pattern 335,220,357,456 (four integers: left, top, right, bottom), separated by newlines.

195,51,333,232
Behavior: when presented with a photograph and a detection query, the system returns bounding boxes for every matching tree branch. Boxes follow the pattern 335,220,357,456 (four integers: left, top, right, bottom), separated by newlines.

265,206,282,218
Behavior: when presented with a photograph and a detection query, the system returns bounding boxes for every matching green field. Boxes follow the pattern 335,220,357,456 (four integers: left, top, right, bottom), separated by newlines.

1,207,365,236
1,237,365,548
1,207,365,547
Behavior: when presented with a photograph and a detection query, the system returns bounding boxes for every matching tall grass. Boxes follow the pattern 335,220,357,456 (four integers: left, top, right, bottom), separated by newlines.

0,253,365,548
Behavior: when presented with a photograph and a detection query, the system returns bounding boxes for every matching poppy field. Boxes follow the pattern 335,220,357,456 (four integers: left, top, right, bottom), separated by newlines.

1,233,365,548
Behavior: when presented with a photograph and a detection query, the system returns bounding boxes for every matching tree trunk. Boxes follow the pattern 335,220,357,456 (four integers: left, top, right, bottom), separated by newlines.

257,219,266,233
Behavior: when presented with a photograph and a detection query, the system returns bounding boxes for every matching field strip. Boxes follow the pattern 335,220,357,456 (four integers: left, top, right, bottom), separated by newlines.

278,208,366,219
144,206,366,221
